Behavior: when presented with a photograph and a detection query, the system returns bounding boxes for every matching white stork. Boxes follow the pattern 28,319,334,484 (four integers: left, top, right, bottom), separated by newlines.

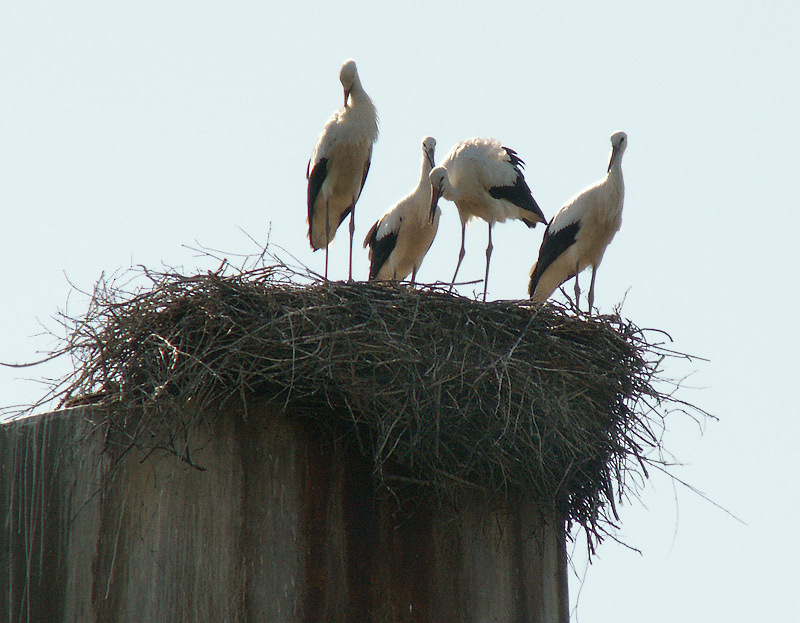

429,138,546,300
307,59,379,280
363,137,439,283
528,131,628,311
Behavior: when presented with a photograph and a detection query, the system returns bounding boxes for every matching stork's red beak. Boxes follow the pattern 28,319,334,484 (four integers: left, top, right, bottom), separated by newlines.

429,186,442,223
607,145,618,172
425,149,435,169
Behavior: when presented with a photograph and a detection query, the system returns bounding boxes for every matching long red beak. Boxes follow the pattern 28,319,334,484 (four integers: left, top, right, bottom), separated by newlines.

607,145,619,172
425,149,435,169
429,186,442,223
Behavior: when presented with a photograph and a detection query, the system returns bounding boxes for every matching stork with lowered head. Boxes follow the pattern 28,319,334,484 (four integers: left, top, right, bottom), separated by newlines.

429,137,546,300
307,59,379,281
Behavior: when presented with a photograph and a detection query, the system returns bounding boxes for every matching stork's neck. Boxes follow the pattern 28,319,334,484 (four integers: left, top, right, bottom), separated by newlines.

440,174,455,201
340,80,378,146
608,161,623,182
345,80,378,139
607,150,625,182
604,160,625,209
419,156,434,185
348,78,373,109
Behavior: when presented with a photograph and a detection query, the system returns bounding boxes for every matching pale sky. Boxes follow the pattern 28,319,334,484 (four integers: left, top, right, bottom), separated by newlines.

2,2,799,620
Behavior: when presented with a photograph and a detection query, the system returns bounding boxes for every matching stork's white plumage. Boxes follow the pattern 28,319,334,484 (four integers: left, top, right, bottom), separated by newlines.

364,137,439,283
429,138,546,300
307,59,379,280
528,131,628,311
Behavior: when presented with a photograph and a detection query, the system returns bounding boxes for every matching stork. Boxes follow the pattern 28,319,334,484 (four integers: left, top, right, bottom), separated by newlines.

307,59,379,281
363,137,440,283
429,138,546,300
528,131,628,312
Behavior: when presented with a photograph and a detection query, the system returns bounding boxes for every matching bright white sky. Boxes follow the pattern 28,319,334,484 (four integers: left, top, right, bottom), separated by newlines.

2,2,798,620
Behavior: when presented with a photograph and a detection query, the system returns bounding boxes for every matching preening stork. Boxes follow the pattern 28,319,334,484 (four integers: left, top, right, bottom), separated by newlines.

528,131,628,311
363,137,439,283
429,138,546,300
307,59,379,280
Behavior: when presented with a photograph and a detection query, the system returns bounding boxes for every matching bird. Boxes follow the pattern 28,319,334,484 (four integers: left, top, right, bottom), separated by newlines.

307,59,379,281
428,137,546,300
363,137,440,283
528,131,628,312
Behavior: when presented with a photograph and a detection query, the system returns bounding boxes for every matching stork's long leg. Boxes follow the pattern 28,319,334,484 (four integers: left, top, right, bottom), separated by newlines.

450,222,467,292
348,208,355,282
588,265,598,313
410,267,418,285
483,223,494,301
573,263,581,312
324,200,331,281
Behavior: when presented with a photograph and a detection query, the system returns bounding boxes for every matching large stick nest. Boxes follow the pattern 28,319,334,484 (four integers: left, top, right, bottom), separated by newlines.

48,256,697,551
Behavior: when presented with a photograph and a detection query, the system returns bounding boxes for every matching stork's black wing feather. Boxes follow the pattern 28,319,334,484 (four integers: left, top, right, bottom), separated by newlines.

487,147,545,225
365,220,398,280
501,146,525,169
307,158,328,223
528,221,581,296
359,159,371,196
488,174,546,226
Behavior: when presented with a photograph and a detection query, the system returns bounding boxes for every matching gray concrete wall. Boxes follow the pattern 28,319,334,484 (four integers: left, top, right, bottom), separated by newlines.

1,402,569,622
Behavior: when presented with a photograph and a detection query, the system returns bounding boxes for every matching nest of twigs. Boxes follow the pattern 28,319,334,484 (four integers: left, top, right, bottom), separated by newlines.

46,255,698,551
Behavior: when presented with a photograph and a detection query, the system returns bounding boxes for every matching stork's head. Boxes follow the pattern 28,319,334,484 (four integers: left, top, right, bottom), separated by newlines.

339,59,359,107
422,136,437,169
429,166,448,223
608,131,628,172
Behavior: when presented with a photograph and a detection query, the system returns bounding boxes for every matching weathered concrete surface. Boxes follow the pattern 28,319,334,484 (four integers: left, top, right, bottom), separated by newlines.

1,403,569,622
